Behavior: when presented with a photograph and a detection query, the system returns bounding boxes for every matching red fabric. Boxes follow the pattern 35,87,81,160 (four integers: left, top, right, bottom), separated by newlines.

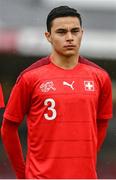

3,56,112,178
1,118,25,179
4,56,112,123
0,84,5,108
1,119,109,179
97,119,109,151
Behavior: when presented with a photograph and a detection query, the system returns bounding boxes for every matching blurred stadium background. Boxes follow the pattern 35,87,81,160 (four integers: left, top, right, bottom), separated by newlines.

0,0,116,178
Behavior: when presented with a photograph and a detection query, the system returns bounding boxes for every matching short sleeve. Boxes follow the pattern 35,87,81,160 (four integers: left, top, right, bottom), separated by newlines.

97,73,112,120
0,83,5,108
4,75,31,123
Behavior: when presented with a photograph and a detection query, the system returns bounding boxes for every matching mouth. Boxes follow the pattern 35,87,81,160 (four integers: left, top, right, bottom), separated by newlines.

64,45,76,48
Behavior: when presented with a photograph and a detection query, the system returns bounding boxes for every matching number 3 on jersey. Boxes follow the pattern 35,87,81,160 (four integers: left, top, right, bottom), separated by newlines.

44,98,57,120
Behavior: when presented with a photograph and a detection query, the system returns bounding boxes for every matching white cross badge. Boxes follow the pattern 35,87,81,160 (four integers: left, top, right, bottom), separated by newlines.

84,81,94,91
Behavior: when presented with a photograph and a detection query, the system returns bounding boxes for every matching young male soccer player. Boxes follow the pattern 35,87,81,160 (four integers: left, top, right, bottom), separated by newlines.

1,6,112,179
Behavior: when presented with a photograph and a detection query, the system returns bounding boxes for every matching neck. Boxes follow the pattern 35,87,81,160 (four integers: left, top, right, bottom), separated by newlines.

50,53,79,70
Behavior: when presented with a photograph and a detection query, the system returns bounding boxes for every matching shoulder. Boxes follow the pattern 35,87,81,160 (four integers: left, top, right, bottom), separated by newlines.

79,56,112,90
17,56,50,82
79,56,111,80
79,56,104,70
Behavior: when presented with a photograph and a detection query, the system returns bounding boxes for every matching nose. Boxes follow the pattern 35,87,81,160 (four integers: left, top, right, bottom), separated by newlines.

65,32,73,41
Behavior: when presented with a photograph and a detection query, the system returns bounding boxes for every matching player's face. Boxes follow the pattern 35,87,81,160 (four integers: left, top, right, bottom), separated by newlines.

45,16,83,57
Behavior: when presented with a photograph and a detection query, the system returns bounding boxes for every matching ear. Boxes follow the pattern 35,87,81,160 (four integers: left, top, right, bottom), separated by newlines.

45,31,52,43
81,28,84,36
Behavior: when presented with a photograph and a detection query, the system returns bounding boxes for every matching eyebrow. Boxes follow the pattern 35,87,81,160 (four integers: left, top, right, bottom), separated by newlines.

71,27,81,31
55,27,81,32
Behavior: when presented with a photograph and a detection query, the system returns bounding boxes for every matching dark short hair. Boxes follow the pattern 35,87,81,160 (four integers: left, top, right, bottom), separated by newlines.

46,6,82,32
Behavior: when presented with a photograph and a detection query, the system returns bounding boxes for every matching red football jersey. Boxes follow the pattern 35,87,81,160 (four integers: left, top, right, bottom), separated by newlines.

4,56,112,179
0,84,4,108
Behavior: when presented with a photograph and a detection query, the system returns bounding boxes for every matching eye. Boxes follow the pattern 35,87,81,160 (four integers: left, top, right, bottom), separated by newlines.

71,28,81,33
73,30,79,32
56,29,67,34
57,31,65,34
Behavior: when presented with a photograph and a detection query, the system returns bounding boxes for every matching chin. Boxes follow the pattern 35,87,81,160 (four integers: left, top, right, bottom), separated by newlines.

58,50,77,57
64,52,76,57
65,49,77,55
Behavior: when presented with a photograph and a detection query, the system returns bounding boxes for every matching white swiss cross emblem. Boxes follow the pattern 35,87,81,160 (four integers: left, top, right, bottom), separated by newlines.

84,81,94,91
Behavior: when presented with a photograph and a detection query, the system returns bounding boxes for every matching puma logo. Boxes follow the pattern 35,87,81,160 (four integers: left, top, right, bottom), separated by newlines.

63,81,75,90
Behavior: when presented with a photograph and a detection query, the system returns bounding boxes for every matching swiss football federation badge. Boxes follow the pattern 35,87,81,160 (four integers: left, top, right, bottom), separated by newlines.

40,81,56,92
84,81,94,91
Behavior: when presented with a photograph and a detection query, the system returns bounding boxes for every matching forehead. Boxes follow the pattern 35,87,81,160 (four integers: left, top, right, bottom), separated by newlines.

51,16,81,29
